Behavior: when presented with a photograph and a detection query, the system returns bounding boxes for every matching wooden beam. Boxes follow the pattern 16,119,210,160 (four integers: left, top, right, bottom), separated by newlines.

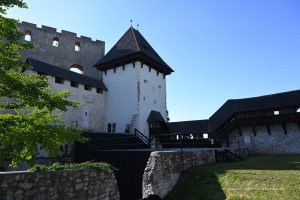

238,127,242,136
252,126,256,136
282,123,287,135
266,124,271,135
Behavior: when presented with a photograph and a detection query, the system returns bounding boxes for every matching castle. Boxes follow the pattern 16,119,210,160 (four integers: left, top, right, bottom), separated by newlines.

19,21,172,139
19,21,300,154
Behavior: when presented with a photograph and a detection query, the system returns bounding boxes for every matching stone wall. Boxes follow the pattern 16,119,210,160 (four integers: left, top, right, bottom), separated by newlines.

18,21,104,79
228,122,300,154
142,149,216,199
0,168,119,200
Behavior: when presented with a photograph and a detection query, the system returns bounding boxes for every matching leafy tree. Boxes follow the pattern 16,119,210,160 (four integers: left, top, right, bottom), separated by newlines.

0,0,85,168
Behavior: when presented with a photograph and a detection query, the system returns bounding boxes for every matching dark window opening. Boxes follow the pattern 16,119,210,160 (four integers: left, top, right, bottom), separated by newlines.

70,81,79,88
55,77,64,84
108,123,111,132
37,72,46,76
96,88,103,94
84,85,92,91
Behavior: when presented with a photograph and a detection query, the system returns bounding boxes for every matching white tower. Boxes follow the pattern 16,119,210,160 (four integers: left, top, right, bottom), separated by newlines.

95,27,173,137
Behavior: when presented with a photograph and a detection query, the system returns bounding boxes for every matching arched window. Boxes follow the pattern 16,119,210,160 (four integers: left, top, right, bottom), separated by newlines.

75,42,80,51
24,30,31,41
52,37,59,47
70,64,83,74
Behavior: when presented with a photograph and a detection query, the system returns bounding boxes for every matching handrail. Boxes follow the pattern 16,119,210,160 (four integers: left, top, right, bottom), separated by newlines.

224,149,244,160
134,128,150,147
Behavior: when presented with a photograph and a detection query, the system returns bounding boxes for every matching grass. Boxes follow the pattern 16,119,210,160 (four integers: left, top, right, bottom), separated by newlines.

164,155,300,200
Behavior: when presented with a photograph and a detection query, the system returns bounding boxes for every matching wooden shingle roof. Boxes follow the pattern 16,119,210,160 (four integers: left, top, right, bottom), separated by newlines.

208,89,300,132
95,27,173,75
27,58,107,90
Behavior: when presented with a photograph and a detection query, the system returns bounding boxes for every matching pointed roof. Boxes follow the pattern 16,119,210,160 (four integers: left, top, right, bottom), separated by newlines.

95,27,173,75
147,110,165,122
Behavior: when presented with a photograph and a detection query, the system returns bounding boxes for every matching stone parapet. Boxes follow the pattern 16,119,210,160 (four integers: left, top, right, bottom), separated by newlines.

0,168,119,200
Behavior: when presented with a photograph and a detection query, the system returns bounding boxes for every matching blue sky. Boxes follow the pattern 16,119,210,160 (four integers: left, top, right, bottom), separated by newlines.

6,0,300,122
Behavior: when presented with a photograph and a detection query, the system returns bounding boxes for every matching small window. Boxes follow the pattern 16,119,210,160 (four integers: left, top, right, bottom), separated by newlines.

158,85,162,89
203,133,208,139
55,77,64,84
70,81,79,88
297,108,300,113
144,79,148,83
154,100,156,104
84,85,92,91
52,37,59,47
96,88,103,94
75,42,80,51
70,64,83,74
24,30,31,41
274,110,280,115
108,123,111,132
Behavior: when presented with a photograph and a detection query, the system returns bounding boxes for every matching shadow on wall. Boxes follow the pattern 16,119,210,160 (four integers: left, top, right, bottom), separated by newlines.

164,155,300,200
143,195,162,200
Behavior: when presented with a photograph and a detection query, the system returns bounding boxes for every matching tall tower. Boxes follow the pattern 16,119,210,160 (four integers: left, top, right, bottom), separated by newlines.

95,27,173,137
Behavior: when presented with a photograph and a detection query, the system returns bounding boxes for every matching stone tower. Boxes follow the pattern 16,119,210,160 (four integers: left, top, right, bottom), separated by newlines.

95,27,173,137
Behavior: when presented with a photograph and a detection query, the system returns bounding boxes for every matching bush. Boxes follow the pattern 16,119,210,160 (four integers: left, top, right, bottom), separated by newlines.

29,161,115,171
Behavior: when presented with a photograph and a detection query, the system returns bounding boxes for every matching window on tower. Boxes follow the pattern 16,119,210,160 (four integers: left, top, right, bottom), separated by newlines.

24,30,32,41
52,37,59,47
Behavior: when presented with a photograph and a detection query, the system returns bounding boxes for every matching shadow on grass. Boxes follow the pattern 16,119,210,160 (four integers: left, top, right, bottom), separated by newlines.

164,154,300,200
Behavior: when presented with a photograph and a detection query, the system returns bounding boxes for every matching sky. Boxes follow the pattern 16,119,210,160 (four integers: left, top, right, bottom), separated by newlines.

6,0,300,122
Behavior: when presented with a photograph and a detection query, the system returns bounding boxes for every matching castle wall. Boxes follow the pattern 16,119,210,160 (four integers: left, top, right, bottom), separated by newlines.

32,72,106,132
228,123,300,154
18,21,104,79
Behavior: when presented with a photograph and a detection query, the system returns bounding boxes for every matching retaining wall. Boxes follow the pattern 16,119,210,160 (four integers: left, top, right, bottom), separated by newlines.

0,168,119,200
142,148,251,199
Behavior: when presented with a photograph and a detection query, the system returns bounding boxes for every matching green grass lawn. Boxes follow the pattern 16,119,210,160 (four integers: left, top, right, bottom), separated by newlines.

164,155,300,200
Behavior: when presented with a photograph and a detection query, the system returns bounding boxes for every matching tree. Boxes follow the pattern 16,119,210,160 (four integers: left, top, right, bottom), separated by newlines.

0,0,85,167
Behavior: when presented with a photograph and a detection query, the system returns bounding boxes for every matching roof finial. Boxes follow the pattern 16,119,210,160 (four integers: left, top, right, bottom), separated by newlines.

137,24,139,31
130,19,133,27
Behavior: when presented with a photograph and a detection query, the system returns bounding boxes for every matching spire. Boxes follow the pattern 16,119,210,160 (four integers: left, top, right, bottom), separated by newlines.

95,27,173,75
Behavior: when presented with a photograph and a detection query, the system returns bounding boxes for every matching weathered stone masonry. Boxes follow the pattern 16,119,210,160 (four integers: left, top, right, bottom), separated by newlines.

0,168,119,200
19,21,104,79
142,148,251,199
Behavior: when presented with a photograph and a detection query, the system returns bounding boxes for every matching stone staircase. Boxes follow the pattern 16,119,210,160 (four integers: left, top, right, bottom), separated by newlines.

215,149,244,162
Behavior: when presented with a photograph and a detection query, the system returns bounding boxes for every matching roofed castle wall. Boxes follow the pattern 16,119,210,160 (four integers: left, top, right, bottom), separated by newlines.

18,21,105,79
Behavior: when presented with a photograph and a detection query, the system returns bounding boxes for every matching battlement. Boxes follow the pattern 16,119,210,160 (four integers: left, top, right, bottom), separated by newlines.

19,21,104,45
18,21,105,79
